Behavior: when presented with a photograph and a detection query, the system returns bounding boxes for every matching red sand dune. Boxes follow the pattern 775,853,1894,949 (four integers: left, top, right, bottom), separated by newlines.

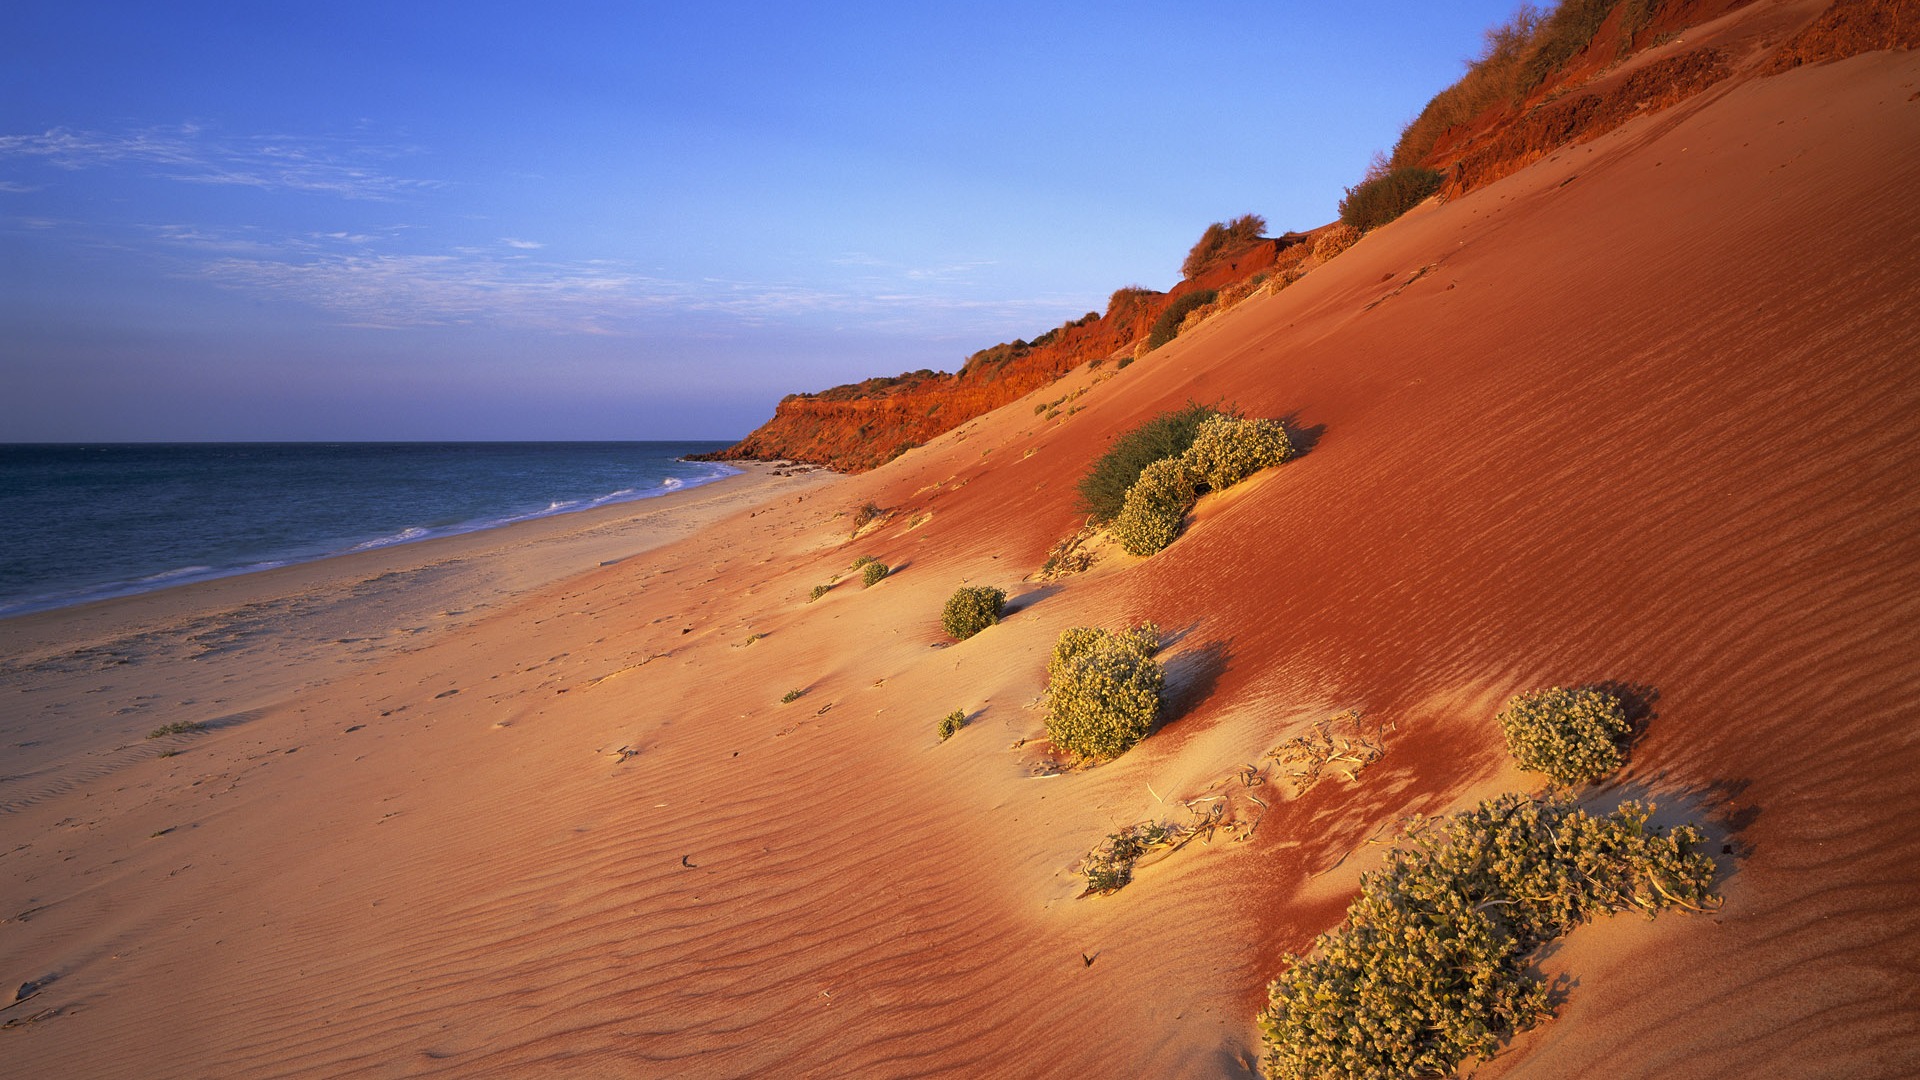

3,2,1918,1076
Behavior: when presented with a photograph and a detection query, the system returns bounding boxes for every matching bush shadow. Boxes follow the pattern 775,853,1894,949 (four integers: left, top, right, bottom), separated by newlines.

1160,639,1231,725
1005,582,1062,616
1280,413,1327,457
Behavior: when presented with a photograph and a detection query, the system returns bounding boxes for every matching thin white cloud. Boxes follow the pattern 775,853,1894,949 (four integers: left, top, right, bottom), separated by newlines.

0,180,38,193
0,124,434,200
501,237,542,249
193,239,1069,336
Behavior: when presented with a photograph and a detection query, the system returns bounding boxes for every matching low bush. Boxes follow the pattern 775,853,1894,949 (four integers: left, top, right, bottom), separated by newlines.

1338,167,1443,233
1045,623,1164,759
861,561,889,587
938,710,965,740
1497,685,1633,785
1146,289,1218,350
781,688,808,704
1109,457,1200,556
1181,213,1267,279
808,583,832,602
849,554,877,570
941,585,1006,640
147,720,207,739
1074,402,1220,523
1183,415,1293,492
1259,792,1717,1080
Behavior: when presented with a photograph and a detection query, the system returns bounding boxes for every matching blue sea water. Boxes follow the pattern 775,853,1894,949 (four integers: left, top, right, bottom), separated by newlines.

0,442,738,618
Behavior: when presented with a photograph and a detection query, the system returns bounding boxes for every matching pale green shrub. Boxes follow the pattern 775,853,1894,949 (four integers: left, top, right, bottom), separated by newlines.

861,561,889,587
1183,414,1294,491
1109,457,1199,556
938,710,965,740
1497,686,1632,785
941,585,1006,640
1044,623,1164,759
1259,793,1716,1080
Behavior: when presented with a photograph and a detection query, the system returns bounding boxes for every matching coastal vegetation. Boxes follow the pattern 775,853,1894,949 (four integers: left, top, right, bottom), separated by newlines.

1110,457,1201,556
1497,685,1634,785
1080,820,1186,895
1146,289,1219,350
1338,166,1444,232
1087,409,1297,556
1043,623,1163,760
1075,402,1220,523
1258,793,1717,1079
1181,214,1267,279
940,585,1006,640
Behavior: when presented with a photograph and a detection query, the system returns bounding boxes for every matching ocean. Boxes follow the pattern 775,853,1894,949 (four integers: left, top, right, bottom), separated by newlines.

0,441,739,618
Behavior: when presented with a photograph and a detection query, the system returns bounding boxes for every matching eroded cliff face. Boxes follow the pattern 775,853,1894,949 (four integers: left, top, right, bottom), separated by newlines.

699,238,1299,471
1420,0,1918,197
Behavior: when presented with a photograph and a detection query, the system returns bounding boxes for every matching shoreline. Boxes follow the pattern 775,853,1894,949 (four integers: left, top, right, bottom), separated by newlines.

0,447,753,621
0,460,834,677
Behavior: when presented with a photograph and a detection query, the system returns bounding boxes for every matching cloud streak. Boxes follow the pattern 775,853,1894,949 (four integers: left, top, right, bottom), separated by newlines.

0,124,434,200
190,236,1071,336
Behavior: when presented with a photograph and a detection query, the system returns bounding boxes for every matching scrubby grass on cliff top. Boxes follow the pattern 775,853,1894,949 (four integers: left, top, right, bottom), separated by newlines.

1146,290,1219,350
1339,167,1443,233
1075,402,1221,523
1181,213,1267,279
1390,0,1659,170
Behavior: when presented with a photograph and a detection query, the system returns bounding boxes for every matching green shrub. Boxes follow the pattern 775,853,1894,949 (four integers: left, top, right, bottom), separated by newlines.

1044,623,1164,759
147,720,207,739
1146,289,1218,350
1338,167,1443,232
808,583,832,602
850,554,877,570
1497,685,1632,785
1109,457,1199,556
1259,792,1716,1080
861,561,889,587
938,710,965,740
1074,402,1220,522
781,688,808,704
1181,213,1267,278
941,585,1006,640
1183,415,1294,491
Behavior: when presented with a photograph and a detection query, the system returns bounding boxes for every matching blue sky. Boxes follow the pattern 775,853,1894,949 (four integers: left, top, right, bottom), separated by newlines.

2,1,1518,441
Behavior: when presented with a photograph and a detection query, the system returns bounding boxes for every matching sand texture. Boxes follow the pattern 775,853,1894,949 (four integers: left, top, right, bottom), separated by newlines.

6,25,1920,1080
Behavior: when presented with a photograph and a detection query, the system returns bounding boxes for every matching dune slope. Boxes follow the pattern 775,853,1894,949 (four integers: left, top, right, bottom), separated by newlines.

4,19,1918,1080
